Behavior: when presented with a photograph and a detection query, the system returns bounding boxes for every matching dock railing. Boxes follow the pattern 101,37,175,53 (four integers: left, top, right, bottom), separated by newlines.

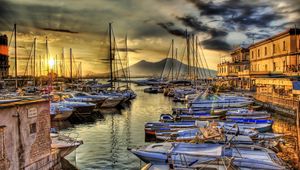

254,93,299,110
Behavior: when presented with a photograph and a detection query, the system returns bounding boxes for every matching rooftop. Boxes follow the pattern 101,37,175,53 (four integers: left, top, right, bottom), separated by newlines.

249,28,300,48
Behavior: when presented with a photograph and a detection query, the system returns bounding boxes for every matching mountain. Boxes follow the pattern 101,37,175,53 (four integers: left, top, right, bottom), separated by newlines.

127,58,216,78
92,58,216,78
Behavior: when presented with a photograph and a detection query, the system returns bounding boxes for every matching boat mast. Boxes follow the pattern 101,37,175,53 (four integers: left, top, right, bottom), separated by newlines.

125,34,130,87
55,54,58,77
175,48,178,80
109,23,113,89
39,55,41,77
186,30,190,80
192,35,196,83
14,24,17,89
46,36,49,75
171,39,174,81
62,48,65,78
70,48,73,83
33,38,36,86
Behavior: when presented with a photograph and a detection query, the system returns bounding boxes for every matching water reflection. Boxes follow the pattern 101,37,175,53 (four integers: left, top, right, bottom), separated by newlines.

272,114,298,168
60,85,298,169
61,85,182,169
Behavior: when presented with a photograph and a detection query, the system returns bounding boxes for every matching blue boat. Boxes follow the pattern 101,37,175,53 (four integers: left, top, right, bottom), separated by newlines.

228,119,273,124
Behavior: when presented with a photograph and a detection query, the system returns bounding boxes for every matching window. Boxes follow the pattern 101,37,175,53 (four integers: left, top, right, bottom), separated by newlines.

273,44,276,53
258,49,260,57
251,51,254,59
273,62,276,71
283,41,286,51
265,65,268,71
265,47,267,56
30,123,37,134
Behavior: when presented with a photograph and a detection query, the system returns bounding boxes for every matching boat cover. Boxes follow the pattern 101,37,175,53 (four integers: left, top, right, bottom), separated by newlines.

172,143,222,157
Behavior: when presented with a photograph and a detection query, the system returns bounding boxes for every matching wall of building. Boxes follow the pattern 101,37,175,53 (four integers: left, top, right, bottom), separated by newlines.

0,100,59,170
250,32,300,74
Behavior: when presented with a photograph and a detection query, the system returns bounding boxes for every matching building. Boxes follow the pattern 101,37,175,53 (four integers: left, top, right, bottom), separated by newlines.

249,28,300,76
217,47,251,90
0,98,61,170
249,28,300,102
0,35,9,79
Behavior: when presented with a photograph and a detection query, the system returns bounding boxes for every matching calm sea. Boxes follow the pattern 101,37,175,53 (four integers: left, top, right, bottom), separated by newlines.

58,84,298,169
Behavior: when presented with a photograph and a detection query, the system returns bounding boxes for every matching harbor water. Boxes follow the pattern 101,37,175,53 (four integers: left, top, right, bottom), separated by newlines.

56,84,299,169
61,85,183,169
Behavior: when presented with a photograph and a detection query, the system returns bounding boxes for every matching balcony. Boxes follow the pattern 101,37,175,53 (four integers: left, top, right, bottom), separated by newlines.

238,70,250,76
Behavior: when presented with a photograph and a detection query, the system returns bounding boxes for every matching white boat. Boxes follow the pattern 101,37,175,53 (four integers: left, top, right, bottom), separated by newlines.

156,128,254,144
219,122,272,133
51,133,83,157
129,143,286,169
189,94,253,109
100,96,124,108
50,103,74,121
226,109,270,117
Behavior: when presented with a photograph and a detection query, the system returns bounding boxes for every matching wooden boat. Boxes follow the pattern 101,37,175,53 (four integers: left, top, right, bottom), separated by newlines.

175,113,221,121
128,143,286,169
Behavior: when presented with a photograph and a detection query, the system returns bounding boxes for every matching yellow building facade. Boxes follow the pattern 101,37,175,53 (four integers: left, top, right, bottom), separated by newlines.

217,47,251,90
249,28,300,75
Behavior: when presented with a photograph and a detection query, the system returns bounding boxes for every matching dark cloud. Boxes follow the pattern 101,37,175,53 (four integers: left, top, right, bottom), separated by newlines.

117,48,141,53
157,22,186,37
201,39,231,51
176,15,230,51
186,0,283,31
176,15,209,32
40,27,79,34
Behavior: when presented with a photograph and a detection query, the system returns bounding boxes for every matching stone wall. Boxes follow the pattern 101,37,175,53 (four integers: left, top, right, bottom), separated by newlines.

0,100,58,170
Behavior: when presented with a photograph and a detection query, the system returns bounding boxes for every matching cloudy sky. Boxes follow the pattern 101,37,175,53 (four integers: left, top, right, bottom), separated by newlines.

0,0,299,76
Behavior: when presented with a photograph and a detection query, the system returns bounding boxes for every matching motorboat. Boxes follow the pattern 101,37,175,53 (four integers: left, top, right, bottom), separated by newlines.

219,122,272,133
226,109,270,117
51,132,83,157
156,128,254,145
128,143,286,169
72,92,107,108
145,121,197,136
144,86,164,94
50,103,74,121
135,78,165,86
189,93,253,109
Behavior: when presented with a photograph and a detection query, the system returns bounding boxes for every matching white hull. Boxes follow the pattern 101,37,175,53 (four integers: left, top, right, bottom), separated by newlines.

190,100,253,108
52,110,73,121
101,98,122,108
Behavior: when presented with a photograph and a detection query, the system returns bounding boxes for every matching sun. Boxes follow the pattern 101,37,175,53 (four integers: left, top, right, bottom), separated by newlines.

49,58,55,69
